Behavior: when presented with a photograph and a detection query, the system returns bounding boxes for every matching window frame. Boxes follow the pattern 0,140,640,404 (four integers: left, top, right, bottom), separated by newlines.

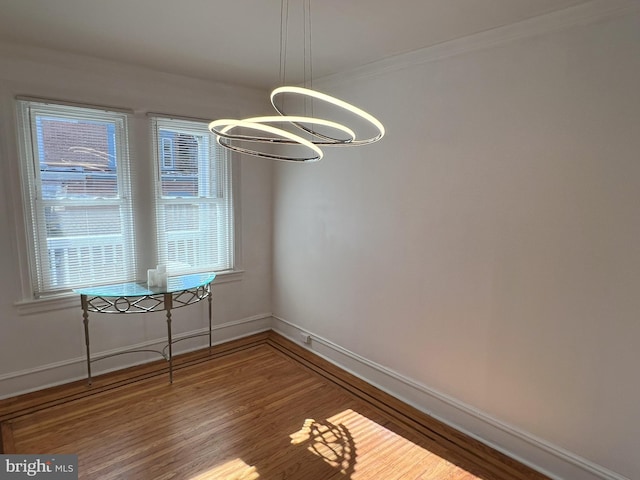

151,116,235,276
16,99,136,298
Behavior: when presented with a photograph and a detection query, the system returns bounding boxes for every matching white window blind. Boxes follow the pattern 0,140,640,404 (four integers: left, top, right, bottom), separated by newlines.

152,117,234,274
17,100,136,297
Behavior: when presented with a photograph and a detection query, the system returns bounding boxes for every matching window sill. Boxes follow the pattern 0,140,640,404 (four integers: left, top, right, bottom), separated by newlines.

213,269,244,284
14,269,245,316
15,294,81,316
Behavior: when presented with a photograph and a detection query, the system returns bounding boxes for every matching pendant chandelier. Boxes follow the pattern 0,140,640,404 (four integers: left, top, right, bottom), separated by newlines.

209,0,385,162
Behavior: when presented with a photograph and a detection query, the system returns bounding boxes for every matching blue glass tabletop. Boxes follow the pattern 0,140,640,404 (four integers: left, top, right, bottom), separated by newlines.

74,272,216,297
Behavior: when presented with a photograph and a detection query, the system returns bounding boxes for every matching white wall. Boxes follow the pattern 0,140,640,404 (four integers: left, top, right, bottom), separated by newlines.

273,3,640,480
0,43,274,396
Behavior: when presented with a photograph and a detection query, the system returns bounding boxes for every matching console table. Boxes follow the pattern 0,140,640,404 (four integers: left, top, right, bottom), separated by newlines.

75,272,216,385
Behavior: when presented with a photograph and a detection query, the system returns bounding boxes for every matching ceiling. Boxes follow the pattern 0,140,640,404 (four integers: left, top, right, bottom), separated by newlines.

0,0,591,89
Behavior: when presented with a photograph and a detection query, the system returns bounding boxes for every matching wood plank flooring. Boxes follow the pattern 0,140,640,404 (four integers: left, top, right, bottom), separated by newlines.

0,331,549,480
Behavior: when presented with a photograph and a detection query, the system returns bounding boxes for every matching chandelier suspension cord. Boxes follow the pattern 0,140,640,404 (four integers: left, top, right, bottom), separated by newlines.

303,0,307,92
279,0,289,111
307,0,314,120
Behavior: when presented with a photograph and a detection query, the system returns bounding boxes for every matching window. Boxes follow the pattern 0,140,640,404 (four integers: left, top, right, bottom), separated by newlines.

17,100,136,297
152,117,234,275
16,100,234,299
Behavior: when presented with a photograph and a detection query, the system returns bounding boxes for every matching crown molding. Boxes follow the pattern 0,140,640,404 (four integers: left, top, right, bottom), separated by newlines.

316,0,640,88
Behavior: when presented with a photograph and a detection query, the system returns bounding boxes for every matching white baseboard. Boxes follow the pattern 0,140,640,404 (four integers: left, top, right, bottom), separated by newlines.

3,313,629,480
272,316,629,480
0,313,272,400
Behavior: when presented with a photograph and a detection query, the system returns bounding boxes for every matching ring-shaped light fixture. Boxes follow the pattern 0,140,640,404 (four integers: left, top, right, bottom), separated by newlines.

271,86,385,146
210,116,356,145
208,119,323,162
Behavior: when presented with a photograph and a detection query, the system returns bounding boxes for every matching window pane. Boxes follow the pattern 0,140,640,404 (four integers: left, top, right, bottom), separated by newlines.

161,203,226,270
36,116,119,199
43,200,126,283
159,129,201,198
45,225,128,287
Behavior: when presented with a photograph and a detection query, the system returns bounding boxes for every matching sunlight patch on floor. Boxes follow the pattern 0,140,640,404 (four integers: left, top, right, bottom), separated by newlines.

290,417,354,475
188,458,259,480
290,409,482,479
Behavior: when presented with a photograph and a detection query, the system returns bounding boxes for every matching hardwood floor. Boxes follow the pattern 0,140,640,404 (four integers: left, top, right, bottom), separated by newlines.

0,332,549,480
